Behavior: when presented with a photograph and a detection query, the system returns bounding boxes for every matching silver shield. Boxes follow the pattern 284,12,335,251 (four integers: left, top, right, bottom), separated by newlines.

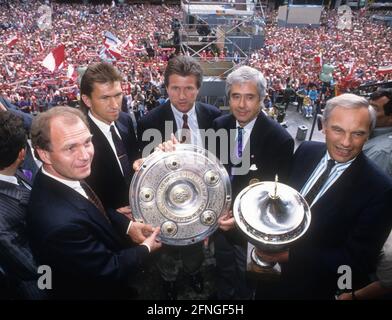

130,144,231,246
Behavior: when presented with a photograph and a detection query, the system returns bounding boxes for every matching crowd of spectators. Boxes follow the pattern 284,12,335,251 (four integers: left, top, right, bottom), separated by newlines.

250,8,391,112
1,0,180,114
0,1,391,117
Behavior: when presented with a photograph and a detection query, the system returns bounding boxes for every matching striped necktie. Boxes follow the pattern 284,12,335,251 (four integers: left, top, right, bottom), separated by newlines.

80,180,110,223
305,159,335,205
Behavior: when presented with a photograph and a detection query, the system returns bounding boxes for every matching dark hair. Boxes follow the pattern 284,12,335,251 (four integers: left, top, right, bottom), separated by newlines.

164,55,203,89
31,106,89,161
0,111,27,170
370,89,392,116
79,62,123,112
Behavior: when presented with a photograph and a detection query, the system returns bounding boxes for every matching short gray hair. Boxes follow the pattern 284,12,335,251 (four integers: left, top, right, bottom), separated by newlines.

225,66,267,101
323,93,376,131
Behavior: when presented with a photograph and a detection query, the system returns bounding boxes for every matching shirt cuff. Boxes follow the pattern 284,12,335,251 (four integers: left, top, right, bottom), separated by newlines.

126,221,133,234
141,243,151,253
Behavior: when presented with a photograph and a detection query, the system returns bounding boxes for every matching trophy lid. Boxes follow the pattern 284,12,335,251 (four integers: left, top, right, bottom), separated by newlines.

233,179,311,248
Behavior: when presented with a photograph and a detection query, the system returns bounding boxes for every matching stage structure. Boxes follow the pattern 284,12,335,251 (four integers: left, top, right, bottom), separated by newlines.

179,0,266,107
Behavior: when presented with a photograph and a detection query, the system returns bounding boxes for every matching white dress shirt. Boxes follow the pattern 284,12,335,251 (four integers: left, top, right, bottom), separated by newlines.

300,152,355,207
88,111,124,175
235,118,257,153
171,103,203,147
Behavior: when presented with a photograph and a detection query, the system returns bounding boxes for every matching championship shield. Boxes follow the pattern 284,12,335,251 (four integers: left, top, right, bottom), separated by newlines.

130,144,231,246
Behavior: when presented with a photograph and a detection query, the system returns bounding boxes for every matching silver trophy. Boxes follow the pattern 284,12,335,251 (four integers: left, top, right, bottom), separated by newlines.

130,144,231,246
233,177,311,274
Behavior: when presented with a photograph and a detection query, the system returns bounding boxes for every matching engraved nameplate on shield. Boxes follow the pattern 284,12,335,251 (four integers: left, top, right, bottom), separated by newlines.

130,144,231,246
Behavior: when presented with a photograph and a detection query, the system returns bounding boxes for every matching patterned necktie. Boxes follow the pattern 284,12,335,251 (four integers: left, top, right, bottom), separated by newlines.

110,125,132,184
237,126,244,158
181,113,191,144
305,159,335,205
80,180,110,223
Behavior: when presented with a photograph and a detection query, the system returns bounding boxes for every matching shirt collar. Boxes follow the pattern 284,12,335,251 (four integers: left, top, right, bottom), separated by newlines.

0,173,18,185
88,110,115,134
325,151,356,166
236,116,257,132
170,103,196,118
42,167,82,190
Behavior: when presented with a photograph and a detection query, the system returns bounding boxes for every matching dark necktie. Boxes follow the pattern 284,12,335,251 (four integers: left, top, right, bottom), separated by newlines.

181,113,191,144
237,126,244,158
305,159,335,205
110,125,132,184
80,180,110,223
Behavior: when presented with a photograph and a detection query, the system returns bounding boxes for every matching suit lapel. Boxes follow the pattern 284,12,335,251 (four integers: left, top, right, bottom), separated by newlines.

89,117,122,171
164,101,177,134
247,113,264,161
40,173,124,244
293,144,326,192
115,120,132,157
195,103,209,131
312,153,363,217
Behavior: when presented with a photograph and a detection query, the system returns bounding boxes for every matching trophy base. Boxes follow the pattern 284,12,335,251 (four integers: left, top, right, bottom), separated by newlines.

246,243,281,281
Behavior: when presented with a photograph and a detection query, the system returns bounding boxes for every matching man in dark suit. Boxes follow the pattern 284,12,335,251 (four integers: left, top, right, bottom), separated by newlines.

256,93,392,300
0,111,44,299
138,55,221,155
137,56,222,299
0,97,40,180
27,107,161,299
212,66,294,299
80,62,139,210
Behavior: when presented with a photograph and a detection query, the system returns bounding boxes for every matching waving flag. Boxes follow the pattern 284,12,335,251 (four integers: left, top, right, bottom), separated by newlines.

376,65,392,75
6,35,18,47
107,46,122,59
104,31,122,48
42,44,66,72
66,64,78,82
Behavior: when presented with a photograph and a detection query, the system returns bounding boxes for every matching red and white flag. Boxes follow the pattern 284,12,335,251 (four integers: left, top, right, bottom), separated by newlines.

104,31,122,48
376,65,392,75
66,64,78,82
314,52,323,68
107,46,122,60
42,44,66,72
6,35,18,47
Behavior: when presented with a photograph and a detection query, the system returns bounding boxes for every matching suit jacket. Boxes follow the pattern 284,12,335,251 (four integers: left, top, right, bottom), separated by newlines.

27,171,149,299
213,112,294,200
86,112,139,210
137,100,222,154
0,170,44,299
0,98,39,180
279,141,392,299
